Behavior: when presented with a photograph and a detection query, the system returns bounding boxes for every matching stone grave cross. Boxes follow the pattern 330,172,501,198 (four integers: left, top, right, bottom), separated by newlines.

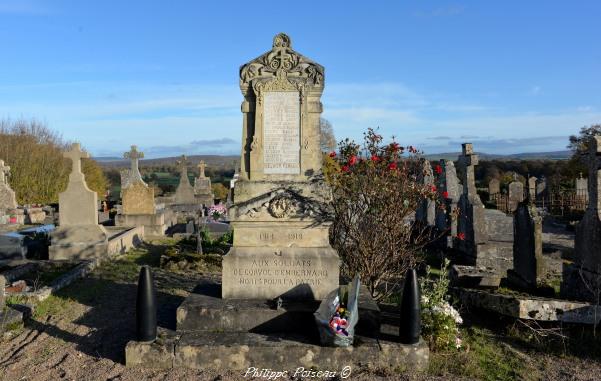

198,160,207,178
64,143,88,181
124,145,144,179
0,160,10,184
459,143,479,200
178,155,188,178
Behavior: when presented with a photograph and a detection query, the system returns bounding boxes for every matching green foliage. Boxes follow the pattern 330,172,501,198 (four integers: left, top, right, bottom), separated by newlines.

212,183,229,200
420,259,463,351
0,118,108,204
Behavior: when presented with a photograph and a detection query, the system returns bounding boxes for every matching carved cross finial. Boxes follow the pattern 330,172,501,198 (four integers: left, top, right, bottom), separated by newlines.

0,159,10,184
64,143,88,175
513,172,519,182
198,160,207,178
459,143,479,196
124,145,144,174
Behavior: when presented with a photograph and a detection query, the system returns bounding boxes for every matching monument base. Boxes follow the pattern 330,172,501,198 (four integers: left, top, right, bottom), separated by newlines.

116,213,168,236
48,225,108,260
221,246,340,300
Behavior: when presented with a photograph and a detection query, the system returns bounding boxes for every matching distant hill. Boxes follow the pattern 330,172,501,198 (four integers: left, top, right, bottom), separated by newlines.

96,154,240,170
425,150,571,162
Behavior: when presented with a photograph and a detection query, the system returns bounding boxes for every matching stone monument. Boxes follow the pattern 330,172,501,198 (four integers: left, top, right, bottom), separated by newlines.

193,160,214,206
49,143,108,259
174,155,196,204
0,159,17,213
528,176,537,201
116,146,168,235
564,137,601,301
576,172,588,202
456,143,513,277
488,178,500,200
435,159,460,247
508,199,544,289
508,175,525,213
416,159,435,226
223,33,339,300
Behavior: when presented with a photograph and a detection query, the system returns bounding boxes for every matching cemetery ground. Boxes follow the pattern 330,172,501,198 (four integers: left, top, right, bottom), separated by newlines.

0,238,600,381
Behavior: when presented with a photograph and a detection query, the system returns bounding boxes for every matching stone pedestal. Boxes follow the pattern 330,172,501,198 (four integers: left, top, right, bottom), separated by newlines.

116,212,167,236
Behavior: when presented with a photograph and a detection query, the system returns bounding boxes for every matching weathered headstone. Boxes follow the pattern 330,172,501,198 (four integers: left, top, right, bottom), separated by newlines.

174,155,196,204
116,146,167,236
436,159,461,246
508,201,544,289
49,143,108,260
565,137,601,301
488,178,500,199
508,176,524,212
457,143,486,253
223,33,339,300
528,176,537,201
576,173,588,202
456,143,513,277
0,159,18,216
415,160,435,226
536,177,547,198
193,160,214,206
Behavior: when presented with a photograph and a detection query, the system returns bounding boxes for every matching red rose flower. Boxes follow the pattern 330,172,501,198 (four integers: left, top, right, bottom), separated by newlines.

341,165,350,172
442,191,449,199
457,232,466,241
430,185,437,192
349,155,358,165
388,162,397,170
391,142,400,151
371,154,380,162
329,151,336,158
435,165,442,174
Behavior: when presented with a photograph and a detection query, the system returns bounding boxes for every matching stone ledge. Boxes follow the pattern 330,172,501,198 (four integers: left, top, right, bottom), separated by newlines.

126,331,429,372
455,287,601,324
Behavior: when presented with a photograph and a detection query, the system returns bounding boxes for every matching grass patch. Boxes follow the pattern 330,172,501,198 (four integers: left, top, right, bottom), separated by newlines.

428,326,539,381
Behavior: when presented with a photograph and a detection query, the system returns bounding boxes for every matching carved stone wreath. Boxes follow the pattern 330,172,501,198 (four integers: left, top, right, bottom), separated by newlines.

267,195,291,218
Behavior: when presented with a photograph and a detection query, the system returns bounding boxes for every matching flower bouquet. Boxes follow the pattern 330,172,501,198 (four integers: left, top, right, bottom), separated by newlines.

314,275,361,347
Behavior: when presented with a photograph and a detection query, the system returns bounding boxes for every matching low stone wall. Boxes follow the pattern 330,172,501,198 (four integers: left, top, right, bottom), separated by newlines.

106,226,144,256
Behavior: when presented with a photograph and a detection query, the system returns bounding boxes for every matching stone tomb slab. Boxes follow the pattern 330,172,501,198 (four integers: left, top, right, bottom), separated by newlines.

455,287,601,324
176,281,380,336
127,331,428,372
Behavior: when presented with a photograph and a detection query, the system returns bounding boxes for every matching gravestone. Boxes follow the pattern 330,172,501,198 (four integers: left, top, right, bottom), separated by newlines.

0,159,18,216
193,160,214,206
174,155,196,204
415,160,435,226
528,176,537,201
49,143,108,260
508,200,544,289
435,160,460,247
223,33,339,300
456,143,513,277
488,178,500,199
116,146,168,236
508,176,524,212
575,173,588,202
565,137,601,301
536,177,547,198
457,143,486,254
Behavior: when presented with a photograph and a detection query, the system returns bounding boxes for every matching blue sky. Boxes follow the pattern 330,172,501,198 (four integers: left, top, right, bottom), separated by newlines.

0,1,599,158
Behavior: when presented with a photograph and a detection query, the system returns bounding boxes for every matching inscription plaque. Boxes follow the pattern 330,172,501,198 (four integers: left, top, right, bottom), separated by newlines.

263,91,300,174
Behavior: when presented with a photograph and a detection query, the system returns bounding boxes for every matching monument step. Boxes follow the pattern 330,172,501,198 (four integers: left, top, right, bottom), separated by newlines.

126,329,429,372
176,281,380,337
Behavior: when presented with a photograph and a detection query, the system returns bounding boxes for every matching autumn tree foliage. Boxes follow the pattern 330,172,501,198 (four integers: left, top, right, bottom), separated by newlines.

328,128,443,301
0,118,107,204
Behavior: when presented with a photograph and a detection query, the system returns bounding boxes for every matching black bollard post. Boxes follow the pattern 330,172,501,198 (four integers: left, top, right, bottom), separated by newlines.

399,268,421,344
136,265,157,342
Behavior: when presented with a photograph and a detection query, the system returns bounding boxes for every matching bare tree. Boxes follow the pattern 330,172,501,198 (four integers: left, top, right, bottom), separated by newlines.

320,118,336,153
